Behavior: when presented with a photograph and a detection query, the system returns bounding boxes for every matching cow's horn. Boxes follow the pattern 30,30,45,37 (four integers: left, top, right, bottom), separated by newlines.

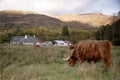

63,57,70,60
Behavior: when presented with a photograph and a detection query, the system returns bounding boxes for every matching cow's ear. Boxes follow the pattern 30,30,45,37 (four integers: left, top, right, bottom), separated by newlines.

69,45,75,49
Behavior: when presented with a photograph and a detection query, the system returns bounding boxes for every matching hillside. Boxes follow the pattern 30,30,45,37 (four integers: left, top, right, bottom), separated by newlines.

0,10,93,30
0,10,117,30
47,13,113,27
0,10,63,29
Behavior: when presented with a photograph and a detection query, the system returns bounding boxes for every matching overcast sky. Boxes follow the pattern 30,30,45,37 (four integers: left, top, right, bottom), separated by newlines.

0,0,120,15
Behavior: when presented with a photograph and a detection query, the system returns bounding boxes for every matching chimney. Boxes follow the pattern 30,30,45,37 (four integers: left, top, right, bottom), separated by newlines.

25,35,28,39
33,35,36,38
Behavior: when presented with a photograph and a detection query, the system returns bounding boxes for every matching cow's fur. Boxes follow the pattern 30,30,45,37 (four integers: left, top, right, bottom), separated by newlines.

69,44,77,49
68,40,112,68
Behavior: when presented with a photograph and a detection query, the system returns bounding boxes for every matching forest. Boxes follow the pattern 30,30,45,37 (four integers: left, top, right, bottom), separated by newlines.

96,19,120,46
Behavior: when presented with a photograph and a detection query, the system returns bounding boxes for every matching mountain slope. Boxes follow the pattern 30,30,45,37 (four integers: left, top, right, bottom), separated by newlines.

0,10,63,28
0,10,93,30
0,10,116,30
46,13,113,27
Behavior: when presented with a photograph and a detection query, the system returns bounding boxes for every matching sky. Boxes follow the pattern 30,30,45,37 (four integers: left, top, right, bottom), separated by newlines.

0,0,120,15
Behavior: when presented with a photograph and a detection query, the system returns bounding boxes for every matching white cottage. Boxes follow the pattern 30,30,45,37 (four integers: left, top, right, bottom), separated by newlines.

10,35,37,45
20,35,37,45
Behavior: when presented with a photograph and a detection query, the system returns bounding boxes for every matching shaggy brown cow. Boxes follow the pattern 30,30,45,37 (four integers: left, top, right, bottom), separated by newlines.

65,40,112,68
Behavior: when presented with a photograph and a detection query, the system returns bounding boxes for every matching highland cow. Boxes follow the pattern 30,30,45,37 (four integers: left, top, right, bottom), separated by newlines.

64,40,112,68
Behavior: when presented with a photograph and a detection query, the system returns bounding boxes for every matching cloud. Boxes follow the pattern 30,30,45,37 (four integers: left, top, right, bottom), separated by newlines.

90,0,120,15
0,0,119,15
0,0,96,11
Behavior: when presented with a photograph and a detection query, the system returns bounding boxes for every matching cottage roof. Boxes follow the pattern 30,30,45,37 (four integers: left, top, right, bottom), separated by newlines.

11,36,24,42
20,38,37,43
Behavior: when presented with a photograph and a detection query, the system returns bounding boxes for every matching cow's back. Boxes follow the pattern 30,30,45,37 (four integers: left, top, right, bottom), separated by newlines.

95,40,112,57
77,40,96,56
76,40,97,61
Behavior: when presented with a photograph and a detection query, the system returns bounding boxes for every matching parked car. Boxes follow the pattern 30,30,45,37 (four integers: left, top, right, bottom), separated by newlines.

53,40,68,46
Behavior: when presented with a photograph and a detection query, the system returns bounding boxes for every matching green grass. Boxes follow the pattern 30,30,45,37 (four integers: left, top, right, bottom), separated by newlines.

0,44,120,80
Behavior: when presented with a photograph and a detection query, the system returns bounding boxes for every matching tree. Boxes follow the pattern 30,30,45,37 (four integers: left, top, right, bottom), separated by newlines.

118,11,120,17
61,26,70,37
0,33,9,43
96,19,120,46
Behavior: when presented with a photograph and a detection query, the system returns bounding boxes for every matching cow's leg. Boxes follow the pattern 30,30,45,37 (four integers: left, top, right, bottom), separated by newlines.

88,61,91,64
77,56,84,63
76,52,84,64
93,58,100,63
103,57,111,68
87,59,92,64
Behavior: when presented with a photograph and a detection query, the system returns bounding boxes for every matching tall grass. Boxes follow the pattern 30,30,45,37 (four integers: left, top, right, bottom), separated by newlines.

0,44,120,80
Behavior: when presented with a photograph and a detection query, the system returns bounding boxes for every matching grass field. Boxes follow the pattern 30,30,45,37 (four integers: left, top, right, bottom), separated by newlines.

0,44,120,80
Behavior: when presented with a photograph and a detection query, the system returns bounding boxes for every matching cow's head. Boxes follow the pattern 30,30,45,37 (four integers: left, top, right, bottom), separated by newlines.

64,56,77,66
68,57,77,66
